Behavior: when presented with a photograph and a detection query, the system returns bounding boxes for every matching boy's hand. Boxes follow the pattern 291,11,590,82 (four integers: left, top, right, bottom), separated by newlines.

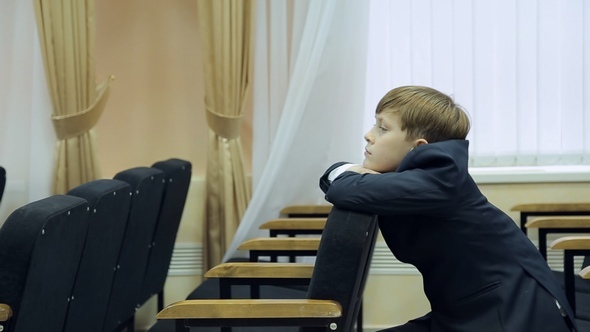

347,165,381,175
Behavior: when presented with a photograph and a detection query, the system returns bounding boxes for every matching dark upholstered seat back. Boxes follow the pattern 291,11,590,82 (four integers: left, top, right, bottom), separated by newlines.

104,167,165,331
303,207,378,332
140,159,192,306
64,179,133,332
0,195,90,332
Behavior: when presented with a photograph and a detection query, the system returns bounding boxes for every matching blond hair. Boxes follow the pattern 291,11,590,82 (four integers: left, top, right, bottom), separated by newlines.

376,86,470,143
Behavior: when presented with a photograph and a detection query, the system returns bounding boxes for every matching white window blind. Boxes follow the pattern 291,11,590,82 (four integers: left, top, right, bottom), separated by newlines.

365,0,589,167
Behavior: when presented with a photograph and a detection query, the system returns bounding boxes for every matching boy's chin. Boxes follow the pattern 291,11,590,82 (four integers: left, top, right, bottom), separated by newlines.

363,161,397,173
362,161,379,172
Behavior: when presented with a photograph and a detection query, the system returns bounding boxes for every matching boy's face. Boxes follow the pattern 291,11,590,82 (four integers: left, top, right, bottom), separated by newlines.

363,112,420,172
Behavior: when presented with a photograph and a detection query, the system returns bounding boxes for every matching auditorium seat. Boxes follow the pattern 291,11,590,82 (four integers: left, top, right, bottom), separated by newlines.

259,218,326,238
279,204,332,218
63,179,133,332
514,203,590,329
269,204,329,263
515,205,590,295
238,237,320,262
525,216,590,260
103,167,165,332
511,202,590,234
0,195,90,332
549,236,590,329
139,159,192,312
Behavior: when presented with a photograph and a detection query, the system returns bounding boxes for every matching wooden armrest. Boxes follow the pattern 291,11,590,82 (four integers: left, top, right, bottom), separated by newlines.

238,238,320,251
156,299,342,319
0,303,13,322
511,203,590,212
580,266,590,279
280,205,332,215
259,218,327,230
526,216,590,228
550,236,590,250
205,262,314,279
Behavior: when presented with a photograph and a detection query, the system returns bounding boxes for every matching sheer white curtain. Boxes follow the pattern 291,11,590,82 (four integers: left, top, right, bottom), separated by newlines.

224,0,370,260
0,1,54,224
366,0,590,167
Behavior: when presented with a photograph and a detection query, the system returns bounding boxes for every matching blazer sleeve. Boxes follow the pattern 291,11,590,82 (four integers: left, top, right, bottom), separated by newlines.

322,148,462,216
319,162,351,194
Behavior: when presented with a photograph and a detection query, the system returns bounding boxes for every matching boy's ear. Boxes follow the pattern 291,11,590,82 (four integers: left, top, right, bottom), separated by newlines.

415,138,428,147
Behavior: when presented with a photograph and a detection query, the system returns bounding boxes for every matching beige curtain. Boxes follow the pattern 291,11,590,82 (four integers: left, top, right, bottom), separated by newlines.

33,0,112,194
197,0,253,270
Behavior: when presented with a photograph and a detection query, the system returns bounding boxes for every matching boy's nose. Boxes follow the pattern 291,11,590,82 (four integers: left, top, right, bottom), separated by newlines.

364,131,372,143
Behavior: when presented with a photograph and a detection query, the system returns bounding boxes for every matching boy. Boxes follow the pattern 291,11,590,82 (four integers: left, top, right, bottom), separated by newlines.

319,86,576,331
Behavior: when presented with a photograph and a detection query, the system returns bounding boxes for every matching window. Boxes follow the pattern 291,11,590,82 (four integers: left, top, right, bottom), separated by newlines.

365,0,589,168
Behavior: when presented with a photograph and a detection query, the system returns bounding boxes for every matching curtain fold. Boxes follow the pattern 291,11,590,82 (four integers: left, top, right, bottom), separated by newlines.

33,0,110,194
223,0,370,262
197,0,253,270
0,0,54,224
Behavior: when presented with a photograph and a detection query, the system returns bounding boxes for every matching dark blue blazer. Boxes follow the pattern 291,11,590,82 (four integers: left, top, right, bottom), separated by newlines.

320,140,576,332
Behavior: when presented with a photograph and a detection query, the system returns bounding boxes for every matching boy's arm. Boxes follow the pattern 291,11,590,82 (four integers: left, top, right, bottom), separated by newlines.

319,162,352,193
322,150,461,216
320,164,381,194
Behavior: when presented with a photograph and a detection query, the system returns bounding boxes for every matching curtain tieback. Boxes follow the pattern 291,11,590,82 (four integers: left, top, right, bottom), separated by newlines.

52,75,115,140
206,104,242,139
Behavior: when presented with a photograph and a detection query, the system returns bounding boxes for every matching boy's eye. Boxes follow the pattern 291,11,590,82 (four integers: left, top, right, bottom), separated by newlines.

372,122,388,133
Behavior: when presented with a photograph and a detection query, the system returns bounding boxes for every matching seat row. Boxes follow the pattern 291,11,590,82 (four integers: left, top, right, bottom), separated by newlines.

0,158,191,332
149,200,590,331
146,198,590,331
